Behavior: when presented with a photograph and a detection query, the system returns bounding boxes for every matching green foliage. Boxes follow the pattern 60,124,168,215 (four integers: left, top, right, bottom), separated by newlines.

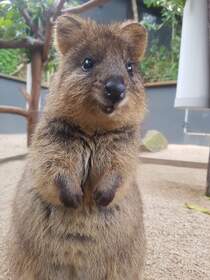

0,0,78,40
144,0,185,15
0,49,25,74
0,0,76,77
0,0,59,76
143,0,184,39
141,0,185,82
140,37,180,82
0,0,184,82
0,1,28,39
185,203,210,216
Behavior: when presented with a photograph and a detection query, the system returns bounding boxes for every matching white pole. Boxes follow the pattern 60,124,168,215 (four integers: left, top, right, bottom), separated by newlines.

26,63,32,110
175,0,210,109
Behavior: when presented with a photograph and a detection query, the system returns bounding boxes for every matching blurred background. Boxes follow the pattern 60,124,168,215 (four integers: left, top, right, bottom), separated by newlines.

0,3,210,278
0,0,209,146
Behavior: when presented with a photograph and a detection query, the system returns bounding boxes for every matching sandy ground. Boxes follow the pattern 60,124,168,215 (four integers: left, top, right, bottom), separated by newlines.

0,134,210,280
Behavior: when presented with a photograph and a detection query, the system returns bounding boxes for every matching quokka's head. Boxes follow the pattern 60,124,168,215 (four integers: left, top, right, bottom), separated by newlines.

48,14,147,128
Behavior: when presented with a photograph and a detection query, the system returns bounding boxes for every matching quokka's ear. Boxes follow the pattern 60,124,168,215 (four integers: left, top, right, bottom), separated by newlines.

55,14,84,55
120,21,147,60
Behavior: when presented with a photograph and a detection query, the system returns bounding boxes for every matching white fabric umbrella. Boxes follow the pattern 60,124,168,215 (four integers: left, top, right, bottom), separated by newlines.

175,0,210,109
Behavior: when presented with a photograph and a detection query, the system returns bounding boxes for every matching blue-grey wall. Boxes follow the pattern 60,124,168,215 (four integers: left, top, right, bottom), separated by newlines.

0,76,210,146
142,85,210,146
0,75,48,134
80,0,132,23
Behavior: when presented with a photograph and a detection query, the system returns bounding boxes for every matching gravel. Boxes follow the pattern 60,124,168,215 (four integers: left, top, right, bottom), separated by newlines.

0,134,209,280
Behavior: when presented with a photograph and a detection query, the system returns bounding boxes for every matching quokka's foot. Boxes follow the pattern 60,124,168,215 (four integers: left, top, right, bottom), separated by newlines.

54,174,83,208
93,174,122,207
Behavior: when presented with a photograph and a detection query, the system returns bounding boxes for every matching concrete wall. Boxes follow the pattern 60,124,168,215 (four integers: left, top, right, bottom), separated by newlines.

0,75,48,134
80,0,132,23
0,76,210,146
142,85,210,146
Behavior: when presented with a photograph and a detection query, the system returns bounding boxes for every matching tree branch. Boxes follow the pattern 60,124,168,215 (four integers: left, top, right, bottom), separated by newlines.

0,38,43,49
0,106,28,118
21,9,39,36
53,0,66,20
62,0,110,14
21,9,34,28
43,0,110,61
131,0,139,21
42,0,66,61
10,0,41,38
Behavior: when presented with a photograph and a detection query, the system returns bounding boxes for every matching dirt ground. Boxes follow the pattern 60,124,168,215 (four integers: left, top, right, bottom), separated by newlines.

0,135,210,280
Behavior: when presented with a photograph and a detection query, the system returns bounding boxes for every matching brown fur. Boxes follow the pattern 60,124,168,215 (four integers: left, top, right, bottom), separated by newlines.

9,15,147,279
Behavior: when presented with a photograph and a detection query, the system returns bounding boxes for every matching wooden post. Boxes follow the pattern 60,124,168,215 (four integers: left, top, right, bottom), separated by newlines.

207,0,210,196
206,148,210,196
27,49,42,145
131,0,139,21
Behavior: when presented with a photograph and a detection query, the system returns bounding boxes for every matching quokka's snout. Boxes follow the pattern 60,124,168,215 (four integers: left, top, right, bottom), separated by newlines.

81,55,128,114
102,75,126,114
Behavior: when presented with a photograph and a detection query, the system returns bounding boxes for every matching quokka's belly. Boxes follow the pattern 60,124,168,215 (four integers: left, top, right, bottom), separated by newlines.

39,201,144,280
43,189,144,265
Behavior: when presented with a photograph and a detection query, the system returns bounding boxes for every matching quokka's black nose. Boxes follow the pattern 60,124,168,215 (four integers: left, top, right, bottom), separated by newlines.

104,76,126,104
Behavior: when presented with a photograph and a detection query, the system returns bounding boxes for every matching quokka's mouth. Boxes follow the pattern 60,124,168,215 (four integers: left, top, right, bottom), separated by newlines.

102,106,115,114
100,104,117,115
98,95,128,115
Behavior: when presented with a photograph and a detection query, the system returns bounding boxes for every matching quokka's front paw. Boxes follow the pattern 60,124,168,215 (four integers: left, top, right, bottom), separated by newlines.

93,174,122,207
54,174,83,208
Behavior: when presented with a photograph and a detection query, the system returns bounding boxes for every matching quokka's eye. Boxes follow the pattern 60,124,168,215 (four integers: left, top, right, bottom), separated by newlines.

126,62,133,75
82,57,94,71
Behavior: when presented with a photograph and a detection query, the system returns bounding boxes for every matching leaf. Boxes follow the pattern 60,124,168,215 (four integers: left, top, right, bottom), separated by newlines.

185,203,210,216
0,0,11,6
0,49,25,75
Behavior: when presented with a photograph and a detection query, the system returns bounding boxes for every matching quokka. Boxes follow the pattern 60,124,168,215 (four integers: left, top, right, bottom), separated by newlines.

9,14,147,280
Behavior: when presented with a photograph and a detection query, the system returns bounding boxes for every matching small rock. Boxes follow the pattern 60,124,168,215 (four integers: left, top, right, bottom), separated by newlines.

141,130,168,152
